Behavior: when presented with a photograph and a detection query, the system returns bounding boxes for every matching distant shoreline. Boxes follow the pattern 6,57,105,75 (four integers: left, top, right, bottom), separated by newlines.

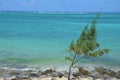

0,10,120,14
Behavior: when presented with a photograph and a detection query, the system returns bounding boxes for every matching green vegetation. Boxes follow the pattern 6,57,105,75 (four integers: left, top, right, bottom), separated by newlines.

65,14,110,80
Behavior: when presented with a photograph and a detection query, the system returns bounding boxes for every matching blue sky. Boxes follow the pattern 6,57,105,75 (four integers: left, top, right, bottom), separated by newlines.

0,0,120,12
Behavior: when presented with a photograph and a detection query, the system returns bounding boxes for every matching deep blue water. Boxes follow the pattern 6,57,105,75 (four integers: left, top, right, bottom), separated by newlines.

0,11,120,69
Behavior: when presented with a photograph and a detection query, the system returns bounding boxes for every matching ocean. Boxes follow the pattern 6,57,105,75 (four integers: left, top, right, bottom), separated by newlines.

0,11,120,69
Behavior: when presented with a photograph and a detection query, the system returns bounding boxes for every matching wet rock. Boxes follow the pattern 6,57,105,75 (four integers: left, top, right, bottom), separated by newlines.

57,72,63,78
72,72,80,78
95,67,116,77
29,72,38,77
23,70,34,75
41,69,56,75
0,68,21,76
37,71,42,76
51,72,63,78
51,73,58,77
63,71,69,77
116,70,120,79
16,74,30,79
104,69,116,77
78,67,90,75
0,68,10,75
95,67,106,75
90,73,103,79
41,69,63,78
9,70,21,76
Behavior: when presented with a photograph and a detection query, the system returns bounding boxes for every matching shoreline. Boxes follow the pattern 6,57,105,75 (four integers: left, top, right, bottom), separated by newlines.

0,65,119,80
1,63,120,72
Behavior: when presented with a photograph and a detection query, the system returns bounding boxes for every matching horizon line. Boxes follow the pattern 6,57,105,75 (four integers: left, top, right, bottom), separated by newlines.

0,10,120,13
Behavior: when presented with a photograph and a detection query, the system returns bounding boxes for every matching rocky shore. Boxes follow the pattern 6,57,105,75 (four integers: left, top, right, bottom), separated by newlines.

0,66,119,80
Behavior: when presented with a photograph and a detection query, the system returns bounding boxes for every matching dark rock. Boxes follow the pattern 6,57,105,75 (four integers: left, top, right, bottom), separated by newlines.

116,70,120,79
42,69,56,75
51,72,58,77
25,70,33,73
63,71,69,77
90,72,103,79
95,67,106,75
23,70,34,75
16,74,30,79
71,77,76,80
37,70,42,76
29,72,38,77
9,70,21,75
72,72,80,78
51,72,63,78
0,68,10,75
0,68,21,76
95,67,116,77
41,69,63,78
57,72,63,78
78,67,90,75
51,78,57,80
107,70,116,77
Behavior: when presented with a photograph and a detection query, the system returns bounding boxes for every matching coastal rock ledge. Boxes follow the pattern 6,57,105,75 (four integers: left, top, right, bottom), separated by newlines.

0,67,119,80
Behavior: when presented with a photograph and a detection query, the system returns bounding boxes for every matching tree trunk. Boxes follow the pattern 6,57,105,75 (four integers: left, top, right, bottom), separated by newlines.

68,54,77,80
68,64,73,80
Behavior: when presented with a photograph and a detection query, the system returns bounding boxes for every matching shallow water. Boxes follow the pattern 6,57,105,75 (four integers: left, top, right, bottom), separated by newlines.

0,11,120,69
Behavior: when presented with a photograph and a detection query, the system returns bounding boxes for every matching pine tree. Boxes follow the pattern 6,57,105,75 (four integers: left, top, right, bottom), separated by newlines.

65,14,110,80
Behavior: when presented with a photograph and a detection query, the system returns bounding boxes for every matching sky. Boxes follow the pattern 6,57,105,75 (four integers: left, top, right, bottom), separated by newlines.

0,0,120,12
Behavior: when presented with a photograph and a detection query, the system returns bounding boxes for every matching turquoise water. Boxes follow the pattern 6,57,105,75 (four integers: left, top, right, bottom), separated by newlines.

0,11,120,69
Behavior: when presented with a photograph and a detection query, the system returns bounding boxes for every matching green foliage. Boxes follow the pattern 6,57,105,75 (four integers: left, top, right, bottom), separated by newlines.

66,14,110,80
66,14,110,63
65,57,73,62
